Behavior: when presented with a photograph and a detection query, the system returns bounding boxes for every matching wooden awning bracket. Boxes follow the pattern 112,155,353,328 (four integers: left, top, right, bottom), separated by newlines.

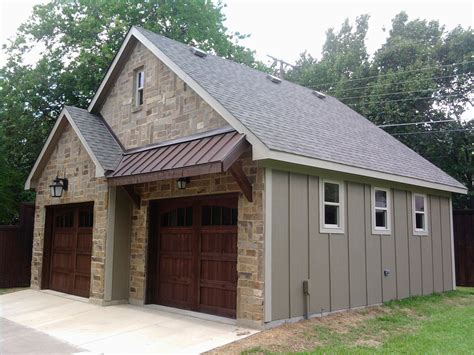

229,162,253,202
122,185,141,209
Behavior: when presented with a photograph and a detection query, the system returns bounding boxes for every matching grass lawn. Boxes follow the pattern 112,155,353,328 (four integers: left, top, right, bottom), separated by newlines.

211,287,474,354
0,288,27,295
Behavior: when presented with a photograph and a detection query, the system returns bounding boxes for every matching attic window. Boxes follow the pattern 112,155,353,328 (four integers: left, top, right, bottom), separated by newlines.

135,69,145,106
191,47,207,58
266,74,282,84
312,90,326,99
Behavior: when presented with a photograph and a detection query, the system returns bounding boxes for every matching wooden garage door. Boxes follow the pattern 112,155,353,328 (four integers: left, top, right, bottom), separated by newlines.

49,204,93,298
152,195,238,318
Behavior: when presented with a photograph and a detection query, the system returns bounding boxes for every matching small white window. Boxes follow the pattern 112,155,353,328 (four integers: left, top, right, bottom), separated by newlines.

371,187,391,235
412,193,429,235
320,179,345,234
135,70,144,106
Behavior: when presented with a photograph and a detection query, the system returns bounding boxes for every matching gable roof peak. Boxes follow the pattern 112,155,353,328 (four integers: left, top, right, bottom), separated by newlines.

25,106,123,190
87,26,466,194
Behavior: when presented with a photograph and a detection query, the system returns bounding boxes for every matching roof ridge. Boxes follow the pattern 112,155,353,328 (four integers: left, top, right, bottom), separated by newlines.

135,27,334,98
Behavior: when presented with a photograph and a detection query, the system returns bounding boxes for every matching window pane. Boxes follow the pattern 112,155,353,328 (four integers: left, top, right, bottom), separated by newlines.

324,205,339,226
212,206,222,225
415,213,425,230
375,190,387,208
185,207,193,226
202,206,211,225
137,71,144,87
375,209,387,228
138,89,144,105
231,208,238,225
177,207,185,226
56,211,73,228
79,210,93,228
324,183,339,203
415,196,425,212
222,207,231,225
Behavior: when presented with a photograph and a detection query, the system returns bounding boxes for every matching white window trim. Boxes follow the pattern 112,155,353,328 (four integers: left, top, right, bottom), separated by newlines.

371,186,392,235
135,69,144,106
412,193,429,236
319,179,345,234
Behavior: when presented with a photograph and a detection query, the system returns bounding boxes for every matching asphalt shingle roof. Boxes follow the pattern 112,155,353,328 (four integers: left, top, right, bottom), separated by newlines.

65,106,123,171
136,27,465,190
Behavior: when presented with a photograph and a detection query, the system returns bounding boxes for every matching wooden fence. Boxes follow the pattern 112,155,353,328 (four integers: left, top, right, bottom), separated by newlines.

0,203,35,288
453,209,474,287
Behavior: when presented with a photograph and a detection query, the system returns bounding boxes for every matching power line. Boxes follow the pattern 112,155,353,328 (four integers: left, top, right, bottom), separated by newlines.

347,93,466,106
378,119,458,128
305,73,471,93
340,88,440,100
391,129,473,136
305,60,474,89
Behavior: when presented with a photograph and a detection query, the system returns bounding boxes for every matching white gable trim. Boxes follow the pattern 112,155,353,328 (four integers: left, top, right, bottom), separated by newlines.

87,27,467,195
25,108,105,190
88,29,135,112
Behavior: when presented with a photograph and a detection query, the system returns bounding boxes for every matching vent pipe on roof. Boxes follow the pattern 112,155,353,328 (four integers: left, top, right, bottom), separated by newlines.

190,47,207,58
266,74,282,84
312,90,326,99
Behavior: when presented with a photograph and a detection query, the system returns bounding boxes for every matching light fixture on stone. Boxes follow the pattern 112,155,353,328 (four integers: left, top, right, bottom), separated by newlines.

176,177,190,190
49,173,68,198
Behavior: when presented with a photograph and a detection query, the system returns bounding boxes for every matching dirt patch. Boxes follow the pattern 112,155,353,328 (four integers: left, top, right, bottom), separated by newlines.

208,306,388,354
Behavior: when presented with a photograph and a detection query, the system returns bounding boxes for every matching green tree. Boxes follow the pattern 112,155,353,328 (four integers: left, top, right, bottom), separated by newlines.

287,15,371,97
287,12,473,208
0,0,262,224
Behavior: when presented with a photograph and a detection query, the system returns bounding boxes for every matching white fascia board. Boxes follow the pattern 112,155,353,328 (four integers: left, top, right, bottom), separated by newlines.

24,108,105,190
261,149,467,195
88,29,135,112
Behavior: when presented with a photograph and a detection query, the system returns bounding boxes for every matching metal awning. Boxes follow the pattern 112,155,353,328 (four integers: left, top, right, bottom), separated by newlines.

107,129,250,188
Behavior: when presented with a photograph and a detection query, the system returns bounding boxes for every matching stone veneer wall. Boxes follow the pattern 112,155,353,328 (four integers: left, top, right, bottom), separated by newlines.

100,41,228,149
129,153,265,326
30,123,109,301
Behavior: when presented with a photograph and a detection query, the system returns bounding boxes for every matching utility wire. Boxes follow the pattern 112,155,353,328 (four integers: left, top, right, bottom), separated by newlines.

378,119,458,128
305,73,471,93
347,93,466,106
304,60,474,89
391,129,473,136
339,88,442,100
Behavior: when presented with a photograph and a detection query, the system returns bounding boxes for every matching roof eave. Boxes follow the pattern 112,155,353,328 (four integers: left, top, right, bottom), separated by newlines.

256,148,467,195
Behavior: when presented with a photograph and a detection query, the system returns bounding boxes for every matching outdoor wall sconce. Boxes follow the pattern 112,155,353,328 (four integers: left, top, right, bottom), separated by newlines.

50,174,68,198
176,177,190,190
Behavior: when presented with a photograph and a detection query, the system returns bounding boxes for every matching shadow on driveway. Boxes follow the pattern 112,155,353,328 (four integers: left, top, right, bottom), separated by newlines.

0,317,85,354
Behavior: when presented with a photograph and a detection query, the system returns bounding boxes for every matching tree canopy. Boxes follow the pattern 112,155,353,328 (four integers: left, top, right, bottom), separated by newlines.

0,0,262,224
0,5,472,223
286,12,473,208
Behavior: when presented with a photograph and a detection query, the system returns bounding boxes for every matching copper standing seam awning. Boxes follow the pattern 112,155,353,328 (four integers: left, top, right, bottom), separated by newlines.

106,130,252,200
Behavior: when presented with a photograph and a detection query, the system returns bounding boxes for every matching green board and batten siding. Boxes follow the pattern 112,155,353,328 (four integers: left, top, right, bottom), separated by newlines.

269,169,454,321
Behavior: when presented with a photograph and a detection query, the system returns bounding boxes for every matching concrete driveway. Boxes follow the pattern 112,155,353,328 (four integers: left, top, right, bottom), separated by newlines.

0,289,257,354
